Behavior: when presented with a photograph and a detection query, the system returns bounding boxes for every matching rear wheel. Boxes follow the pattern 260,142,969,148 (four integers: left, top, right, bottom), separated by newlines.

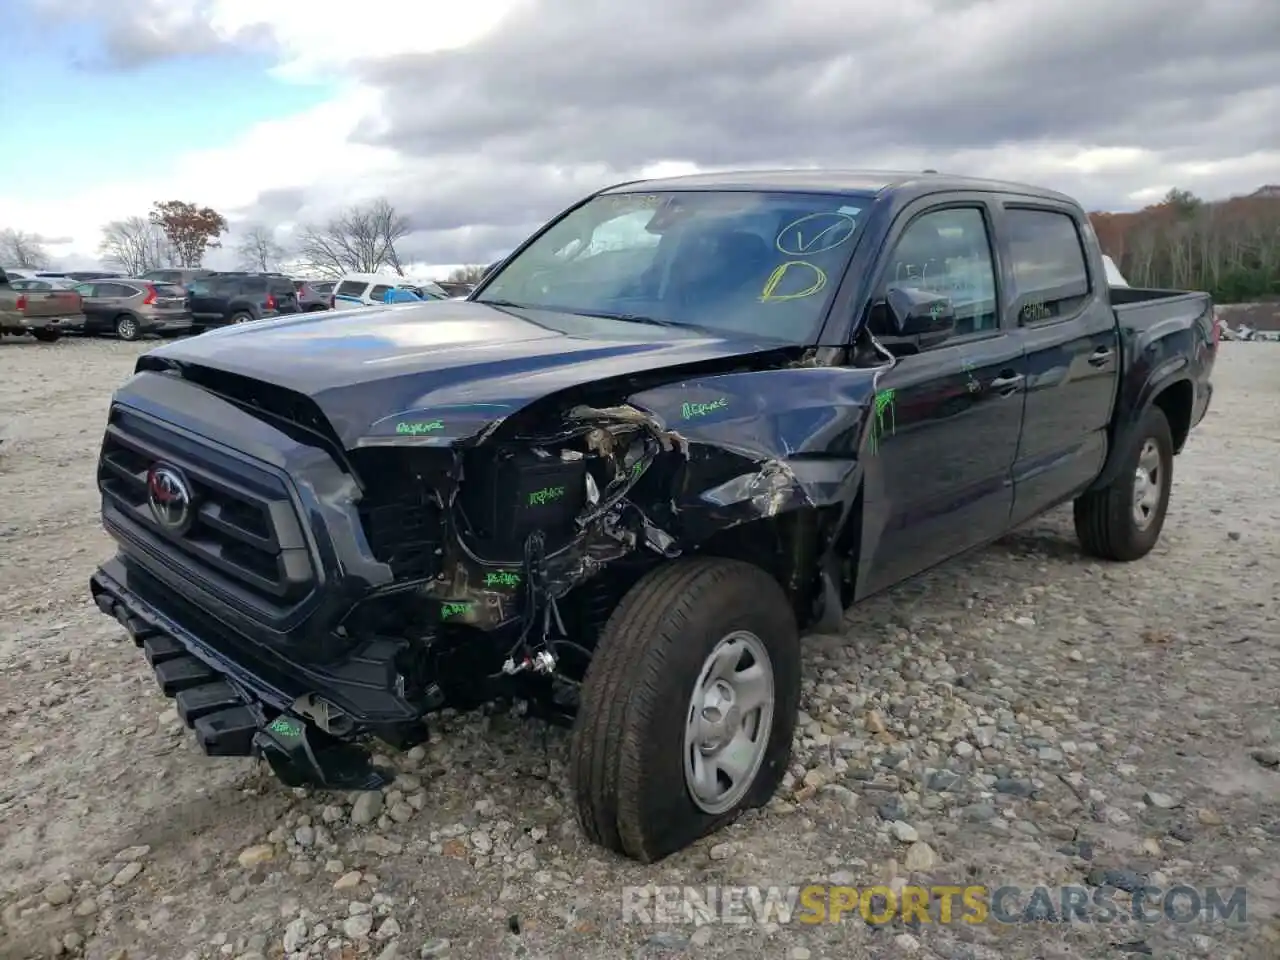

569,558,801,863
1074,405,1174,561
230,312,253,325
31,329,60,343
115,315,140,341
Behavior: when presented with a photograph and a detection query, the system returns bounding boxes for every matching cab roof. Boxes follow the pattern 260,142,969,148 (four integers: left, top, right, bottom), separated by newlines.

599,169,1077,205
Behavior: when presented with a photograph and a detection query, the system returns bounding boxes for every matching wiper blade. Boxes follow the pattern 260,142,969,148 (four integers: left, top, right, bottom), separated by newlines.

579,310,681,328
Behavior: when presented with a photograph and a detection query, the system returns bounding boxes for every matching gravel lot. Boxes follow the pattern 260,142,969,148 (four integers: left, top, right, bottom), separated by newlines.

1,337,1278,960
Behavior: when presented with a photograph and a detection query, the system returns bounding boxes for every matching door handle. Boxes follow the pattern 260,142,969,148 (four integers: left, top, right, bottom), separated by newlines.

1088,347,1114,366
987,371,1024,395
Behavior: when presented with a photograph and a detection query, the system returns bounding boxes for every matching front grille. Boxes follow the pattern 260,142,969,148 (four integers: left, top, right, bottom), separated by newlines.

98,407,313,605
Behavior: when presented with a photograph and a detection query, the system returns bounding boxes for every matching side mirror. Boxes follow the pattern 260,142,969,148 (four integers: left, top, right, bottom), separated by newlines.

881,286,956,348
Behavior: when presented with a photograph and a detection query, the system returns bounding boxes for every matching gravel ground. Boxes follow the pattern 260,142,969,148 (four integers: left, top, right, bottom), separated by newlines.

1,336,1278,960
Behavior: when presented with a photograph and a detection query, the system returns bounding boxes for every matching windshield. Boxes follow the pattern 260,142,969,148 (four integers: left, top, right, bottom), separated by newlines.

476,189,871,343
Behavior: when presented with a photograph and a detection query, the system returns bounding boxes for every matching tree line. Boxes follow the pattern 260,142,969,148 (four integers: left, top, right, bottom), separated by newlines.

3,198,484,284
1089,187,1280,302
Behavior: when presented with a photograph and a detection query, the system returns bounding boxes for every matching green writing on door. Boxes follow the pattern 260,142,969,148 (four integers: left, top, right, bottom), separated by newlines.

484,571,520,588
869,389,897,453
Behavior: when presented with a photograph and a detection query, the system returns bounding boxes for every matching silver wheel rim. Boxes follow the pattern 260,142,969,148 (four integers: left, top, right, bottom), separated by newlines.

683,629,775,815
118,318,136,339
1132,438,1162,530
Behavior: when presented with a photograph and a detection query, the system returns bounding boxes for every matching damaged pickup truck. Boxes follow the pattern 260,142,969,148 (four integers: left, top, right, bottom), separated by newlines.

90,171,1217,863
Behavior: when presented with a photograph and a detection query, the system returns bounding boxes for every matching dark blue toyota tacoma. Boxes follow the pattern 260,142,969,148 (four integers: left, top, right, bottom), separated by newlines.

89,171,1217,862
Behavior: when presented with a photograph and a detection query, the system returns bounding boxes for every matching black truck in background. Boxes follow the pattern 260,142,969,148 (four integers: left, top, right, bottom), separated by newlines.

89,170,1216,863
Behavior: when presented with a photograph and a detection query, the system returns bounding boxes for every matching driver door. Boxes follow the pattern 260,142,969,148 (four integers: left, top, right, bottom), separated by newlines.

856,201,1029,597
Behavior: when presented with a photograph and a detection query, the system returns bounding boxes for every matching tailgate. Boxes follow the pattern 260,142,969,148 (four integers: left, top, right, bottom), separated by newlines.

21,290,83,319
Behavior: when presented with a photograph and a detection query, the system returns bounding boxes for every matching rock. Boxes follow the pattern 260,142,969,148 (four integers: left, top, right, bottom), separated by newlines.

420,938,451,958
1197,808,1224,826
113,861,143,886
953,741,974,758
1251,749,1280,769
1143,791,1178,809
376,917,402,940
237,845,275,869
343,913,374,939
282,918,308,952
789,949,812,960
351,791,384,825
894,932,921,953
903,842,937,872
294,825,315,847
334,871,363,890
709,842,734,861
866,710,887,734
43,881,73,906
115,845,151,861
891,821,919,843
366,835,403,856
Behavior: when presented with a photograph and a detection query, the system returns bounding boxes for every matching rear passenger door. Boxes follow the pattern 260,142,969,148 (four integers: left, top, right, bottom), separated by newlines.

998,204,1120,524
857,199,1028,596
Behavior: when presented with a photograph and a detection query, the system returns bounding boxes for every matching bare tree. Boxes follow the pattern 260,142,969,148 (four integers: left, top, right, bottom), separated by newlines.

447,264,490,284
235,224,286,272
296,199,411,278
98,217,175,275
0,228,51,269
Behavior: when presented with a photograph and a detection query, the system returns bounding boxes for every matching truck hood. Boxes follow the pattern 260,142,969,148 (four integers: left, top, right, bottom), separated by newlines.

145,301,794,449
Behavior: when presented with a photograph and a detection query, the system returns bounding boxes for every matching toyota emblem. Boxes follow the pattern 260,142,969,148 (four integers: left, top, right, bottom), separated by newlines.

147,463,194,534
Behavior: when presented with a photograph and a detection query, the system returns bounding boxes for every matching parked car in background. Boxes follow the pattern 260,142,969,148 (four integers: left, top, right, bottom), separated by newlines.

330,273,448,308
8,277,80,291
186,274,288,331
71,279,193,340
216,273,301,315
294,280,333,312
0,267,84,341
140,268,218,289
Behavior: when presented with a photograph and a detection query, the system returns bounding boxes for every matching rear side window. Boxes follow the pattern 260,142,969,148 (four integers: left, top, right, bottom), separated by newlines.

337,281,367,297
268,278,295,295
98,282,137,297
1005,208,1091,324
240,277,268,294
369,284,392,301
153,284,185,297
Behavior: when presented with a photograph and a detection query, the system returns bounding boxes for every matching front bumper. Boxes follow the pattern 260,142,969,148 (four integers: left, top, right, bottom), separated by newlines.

91,559,416,787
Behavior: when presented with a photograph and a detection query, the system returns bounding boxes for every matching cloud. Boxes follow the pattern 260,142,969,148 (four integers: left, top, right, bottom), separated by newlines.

14,0,1280,271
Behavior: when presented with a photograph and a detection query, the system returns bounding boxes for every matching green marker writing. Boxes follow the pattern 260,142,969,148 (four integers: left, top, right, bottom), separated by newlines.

396,420,444,435
528,486,566,506
681,397,728,419
484,571,521,588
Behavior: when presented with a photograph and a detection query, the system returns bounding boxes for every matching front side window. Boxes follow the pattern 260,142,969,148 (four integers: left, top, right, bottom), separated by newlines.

336,280,367,298
477,190,873,343
882,207,998,337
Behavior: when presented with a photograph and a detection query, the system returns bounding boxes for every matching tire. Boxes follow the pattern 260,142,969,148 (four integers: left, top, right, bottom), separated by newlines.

569,557,801,863
31,329,60,343
230,312,253,324
1074,405,1174,562
114,315,140,341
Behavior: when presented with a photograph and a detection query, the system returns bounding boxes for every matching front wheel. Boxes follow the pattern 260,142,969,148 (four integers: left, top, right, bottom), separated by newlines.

230,312,253,324
569,558,801,863
31,329,60,343
1074,405,1174,561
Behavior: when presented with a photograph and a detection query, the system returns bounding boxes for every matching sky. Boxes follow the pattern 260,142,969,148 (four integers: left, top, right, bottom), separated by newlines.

2,0,1278,278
